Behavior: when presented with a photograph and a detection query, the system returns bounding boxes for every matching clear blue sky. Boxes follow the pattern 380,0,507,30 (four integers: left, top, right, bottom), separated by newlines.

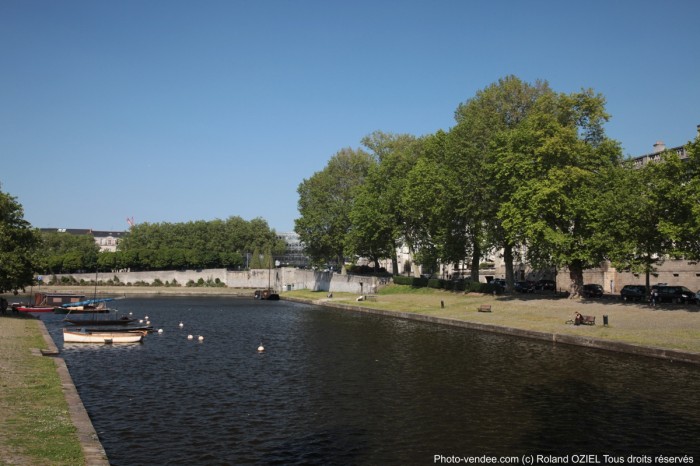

2,0,699,233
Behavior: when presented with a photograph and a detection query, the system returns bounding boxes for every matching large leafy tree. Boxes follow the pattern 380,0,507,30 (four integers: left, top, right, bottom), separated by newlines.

402,131,459,275
345,131,421,273
0,187,41,293
40,231,99,273
497,90,622,298
601,157,677,290
295,147,374,270
115,216,282,271
652,135,700,259
454,75,552,286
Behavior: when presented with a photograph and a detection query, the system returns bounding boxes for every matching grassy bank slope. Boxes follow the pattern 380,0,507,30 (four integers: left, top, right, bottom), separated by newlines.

0,315,83,465
286,286,700,354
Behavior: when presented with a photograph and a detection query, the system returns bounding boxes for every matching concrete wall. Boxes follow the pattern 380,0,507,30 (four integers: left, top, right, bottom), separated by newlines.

556,259,700,294
49,268,380,294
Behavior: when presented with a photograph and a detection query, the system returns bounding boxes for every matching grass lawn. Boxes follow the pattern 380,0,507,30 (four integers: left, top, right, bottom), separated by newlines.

0,315,84,466
284,285,700,354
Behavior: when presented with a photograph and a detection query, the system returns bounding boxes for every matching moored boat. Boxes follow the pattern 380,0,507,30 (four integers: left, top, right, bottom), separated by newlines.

63,328,147,344
13,292,87,313
54,298,115,314
64,315,136,326
254,289,280,300
12,304,55,313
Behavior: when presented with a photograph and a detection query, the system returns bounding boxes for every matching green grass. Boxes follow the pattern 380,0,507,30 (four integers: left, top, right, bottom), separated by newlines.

0,317,84,465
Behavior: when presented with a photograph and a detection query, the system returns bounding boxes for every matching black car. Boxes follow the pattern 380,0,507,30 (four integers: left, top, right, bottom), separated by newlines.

535,279,556,291
651,285,697,304
582,284,604,298
620,284,646,302
514,281,535,293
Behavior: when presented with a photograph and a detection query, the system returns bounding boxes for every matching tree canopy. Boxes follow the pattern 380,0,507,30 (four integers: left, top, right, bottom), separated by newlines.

0,186,41,293
295,147,375,270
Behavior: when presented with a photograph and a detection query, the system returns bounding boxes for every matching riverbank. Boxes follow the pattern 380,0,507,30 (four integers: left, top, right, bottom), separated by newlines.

0,314,88,465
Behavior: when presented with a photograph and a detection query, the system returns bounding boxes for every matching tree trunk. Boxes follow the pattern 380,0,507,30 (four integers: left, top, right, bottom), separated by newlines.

470,244,481,282
503,243,514,293
568,260,584,299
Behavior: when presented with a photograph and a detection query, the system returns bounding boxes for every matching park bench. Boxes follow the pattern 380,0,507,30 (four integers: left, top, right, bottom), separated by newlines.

477,304,492,313
581,315,596,325
365,295,377,301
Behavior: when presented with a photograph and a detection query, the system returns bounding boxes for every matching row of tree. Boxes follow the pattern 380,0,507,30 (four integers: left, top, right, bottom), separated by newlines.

0,193,286,293
294,75,700,298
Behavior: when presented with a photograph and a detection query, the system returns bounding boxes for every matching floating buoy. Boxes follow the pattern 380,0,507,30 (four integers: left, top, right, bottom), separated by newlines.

187,334,193,340
146,320,151,326
198,335,204,342
257,343,265,352
145,315,149,320
139,319,144,324
158,329,163,334
129,311,133,315
179,322,184,328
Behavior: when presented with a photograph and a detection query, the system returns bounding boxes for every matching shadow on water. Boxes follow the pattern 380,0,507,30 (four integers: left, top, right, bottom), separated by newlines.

522,378,700,456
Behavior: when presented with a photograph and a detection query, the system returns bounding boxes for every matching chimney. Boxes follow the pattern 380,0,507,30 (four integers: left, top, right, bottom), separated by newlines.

653,141,666,153
696,124,700,137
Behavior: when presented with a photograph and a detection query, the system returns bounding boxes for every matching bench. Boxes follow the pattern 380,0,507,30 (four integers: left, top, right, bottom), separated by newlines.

477,304,492,313
581,315,596,325
365,295,377,301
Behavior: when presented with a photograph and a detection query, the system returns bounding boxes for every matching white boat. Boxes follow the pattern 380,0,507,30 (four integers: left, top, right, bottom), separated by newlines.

63,328,147,344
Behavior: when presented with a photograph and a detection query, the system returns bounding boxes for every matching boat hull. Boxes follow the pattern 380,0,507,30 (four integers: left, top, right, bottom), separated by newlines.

63,329,146,344
64,317,136,326
13,306,55,313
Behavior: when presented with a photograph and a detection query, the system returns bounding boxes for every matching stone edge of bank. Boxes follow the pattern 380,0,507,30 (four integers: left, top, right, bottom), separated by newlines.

282,296,700,366
36,320,110,466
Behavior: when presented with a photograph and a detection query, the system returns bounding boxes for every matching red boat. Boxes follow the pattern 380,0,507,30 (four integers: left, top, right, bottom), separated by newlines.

11,292,86,313
12,304,55,313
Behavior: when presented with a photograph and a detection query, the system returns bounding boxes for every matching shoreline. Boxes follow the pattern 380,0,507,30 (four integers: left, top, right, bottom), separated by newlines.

283,296,700,365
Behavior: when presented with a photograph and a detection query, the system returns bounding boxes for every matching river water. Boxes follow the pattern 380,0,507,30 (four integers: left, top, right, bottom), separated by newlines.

43,296,700,465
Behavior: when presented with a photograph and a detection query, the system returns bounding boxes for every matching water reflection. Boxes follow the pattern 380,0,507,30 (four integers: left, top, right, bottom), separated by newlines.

43,296,700,465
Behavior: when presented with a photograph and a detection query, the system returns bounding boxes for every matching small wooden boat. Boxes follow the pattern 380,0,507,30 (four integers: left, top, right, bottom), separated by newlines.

12,304,55,313
54,298,115,314
81,326,154,333
63,328,147,344
254,289,280,300
64,315,136,326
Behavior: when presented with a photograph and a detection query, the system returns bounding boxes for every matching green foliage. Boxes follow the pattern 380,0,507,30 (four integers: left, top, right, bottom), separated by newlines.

0,186,41,292
98,216,281,272
392,275,428,287
295,147,375,269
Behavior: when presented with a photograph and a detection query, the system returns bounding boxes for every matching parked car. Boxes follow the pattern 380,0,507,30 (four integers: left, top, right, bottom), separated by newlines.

534,279,556,291
620,284,647,302
514,281,535,293
651,285,697,304
491,278,506,291
582,284,604,298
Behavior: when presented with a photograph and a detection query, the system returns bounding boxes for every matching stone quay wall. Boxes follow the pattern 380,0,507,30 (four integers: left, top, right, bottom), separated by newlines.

49,268,380,295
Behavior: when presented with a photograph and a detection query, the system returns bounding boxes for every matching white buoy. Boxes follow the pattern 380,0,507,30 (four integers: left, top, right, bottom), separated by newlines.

158,329,163,334
129,311,133,315
187,334,193,340
179,322,184,328
257,342,265,352
198,335,204,342
139,319,144,324
146,320,151,325
145,315,149,320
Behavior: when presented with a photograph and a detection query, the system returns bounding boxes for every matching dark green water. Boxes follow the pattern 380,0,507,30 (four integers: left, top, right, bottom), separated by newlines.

44,296,700,465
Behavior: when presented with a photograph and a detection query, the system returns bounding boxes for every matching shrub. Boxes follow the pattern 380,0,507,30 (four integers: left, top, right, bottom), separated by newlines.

393,275,429,287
